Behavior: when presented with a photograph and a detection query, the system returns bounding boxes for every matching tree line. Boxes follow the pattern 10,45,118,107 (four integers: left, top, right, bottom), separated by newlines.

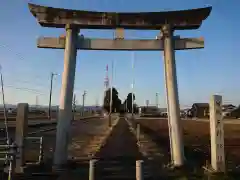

103,87,138,113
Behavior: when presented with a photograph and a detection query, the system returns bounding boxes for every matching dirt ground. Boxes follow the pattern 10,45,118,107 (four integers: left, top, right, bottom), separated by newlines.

0,111,94,121
2,116,240,179
137,118,240,172
0,117,117,179
23,117,117,162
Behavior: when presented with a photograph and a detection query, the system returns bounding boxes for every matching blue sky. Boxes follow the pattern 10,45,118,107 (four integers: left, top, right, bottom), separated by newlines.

0,0,239,107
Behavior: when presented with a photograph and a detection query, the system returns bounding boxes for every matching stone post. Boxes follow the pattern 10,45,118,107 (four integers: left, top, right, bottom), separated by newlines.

209,95,225,172
89,159,97,180
15,103,28,173
136,160,143,180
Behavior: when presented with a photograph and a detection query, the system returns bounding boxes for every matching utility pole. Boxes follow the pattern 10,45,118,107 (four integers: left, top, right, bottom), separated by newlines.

48,72,59,119
131,52,135,118
36,95,39,109
146,100,149,108
94,98,98,114
125,101,128,113
131,87,134,117
109,59,114,127
82,91,86,116
156,93,159,109
72,94,76,121
96,97,100,109
0,66,9,144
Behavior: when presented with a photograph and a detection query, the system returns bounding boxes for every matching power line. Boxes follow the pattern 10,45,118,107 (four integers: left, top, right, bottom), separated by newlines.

0,43,61,90
5,79,48,89
0,42,61,82
4,85,46,95
0,44,29,63
4,71,50,82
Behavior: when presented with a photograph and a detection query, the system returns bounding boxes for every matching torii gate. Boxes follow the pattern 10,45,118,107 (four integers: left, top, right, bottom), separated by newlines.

28,3,212,168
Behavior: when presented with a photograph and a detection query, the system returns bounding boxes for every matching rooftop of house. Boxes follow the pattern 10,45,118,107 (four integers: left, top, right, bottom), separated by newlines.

222,104,236,109
192,103,209,108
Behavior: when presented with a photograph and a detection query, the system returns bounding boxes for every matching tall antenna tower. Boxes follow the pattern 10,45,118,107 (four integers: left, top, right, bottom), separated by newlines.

104,64,109,89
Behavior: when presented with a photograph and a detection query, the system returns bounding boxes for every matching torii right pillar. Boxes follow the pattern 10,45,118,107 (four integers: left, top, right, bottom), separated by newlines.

162,24,185,166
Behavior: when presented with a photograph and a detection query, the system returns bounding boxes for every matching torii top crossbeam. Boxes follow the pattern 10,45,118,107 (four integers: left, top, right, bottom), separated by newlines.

28,3,211,30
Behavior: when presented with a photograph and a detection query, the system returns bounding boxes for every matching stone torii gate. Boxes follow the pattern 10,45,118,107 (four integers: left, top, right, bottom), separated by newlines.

28,3,212,168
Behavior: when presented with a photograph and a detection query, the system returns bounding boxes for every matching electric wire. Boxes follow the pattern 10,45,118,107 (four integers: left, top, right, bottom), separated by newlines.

4,85,46,95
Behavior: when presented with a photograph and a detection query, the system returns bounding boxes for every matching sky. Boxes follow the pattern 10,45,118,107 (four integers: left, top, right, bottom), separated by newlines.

0,0,240,108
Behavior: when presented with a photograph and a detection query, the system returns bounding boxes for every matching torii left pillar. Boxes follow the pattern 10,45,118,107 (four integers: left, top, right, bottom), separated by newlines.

54,24,79,167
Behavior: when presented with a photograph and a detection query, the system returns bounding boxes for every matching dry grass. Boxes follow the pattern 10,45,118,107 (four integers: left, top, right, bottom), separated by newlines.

137,119,240,170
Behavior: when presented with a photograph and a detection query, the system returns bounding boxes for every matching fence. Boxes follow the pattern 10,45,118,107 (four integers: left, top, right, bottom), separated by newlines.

0,103,45,180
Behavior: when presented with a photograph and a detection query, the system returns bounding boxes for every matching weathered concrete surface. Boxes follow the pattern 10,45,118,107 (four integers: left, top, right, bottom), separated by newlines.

15,103,29,173
54,24,79,166
28,3,212,30
37,37,205,51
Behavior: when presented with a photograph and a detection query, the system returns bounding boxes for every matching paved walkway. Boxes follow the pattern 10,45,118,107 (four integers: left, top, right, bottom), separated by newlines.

93,118,144,180
95,118,142,159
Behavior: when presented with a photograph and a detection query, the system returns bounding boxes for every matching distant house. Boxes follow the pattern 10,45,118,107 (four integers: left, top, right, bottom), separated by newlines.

180,108,191,118
159,108,168,117
222,104,236,111
227,106,240,119
190,103,238,119
159,108,168,113
140,106,159,114
222,104,236,117
191,103,209,118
